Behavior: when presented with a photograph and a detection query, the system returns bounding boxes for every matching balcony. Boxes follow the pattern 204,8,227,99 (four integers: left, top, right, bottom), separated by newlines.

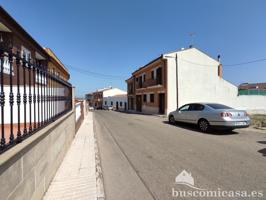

136,78,162,89
143,79,157,88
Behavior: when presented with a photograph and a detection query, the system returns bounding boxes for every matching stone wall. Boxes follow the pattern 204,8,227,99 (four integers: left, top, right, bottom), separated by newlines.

0,111,75,200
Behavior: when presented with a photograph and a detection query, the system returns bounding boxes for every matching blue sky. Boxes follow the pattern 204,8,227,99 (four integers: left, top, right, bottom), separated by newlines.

1,0,266,97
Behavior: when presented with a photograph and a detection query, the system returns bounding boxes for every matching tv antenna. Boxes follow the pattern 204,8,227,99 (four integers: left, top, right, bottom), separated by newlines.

189,32,196,47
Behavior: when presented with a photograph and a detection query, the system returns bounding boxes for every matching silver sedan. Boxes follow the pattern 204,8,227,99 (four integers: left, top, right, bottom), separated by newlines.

168,103,251,132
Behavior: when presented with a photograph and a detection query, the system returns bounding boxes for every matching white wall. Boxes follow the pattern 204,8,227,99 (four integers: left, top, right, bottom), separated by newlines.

166,56,178,114
0,86,68,124
177,48,237,107
103,95,127,110
165,48,266,115
75,103,81,121
235,95,266,114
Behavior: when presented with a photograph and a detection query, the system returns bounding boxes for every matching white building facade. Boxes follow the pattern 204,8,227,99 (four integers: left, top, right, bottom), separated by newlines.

126,47,266,115
102,88,127,110
165,47,266,114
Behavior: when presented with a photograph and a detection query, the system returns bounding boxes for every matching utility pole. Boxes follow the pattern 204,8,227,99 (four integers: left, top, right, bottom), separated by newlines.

175,53,178,109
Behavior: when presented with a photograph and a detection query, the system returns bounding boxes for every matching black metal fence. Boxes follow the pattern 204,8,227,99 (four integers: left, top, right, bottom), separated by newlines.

0,49,72,153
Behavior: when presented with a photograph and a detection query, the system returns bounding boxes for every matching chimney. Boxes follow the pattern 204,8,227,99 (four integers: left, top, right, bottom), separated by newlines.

217,55,222,78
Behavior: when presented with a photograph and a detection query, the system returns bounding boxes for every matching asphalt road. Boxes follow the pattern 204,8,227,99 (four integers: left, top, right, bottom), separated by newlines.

93,110,266,200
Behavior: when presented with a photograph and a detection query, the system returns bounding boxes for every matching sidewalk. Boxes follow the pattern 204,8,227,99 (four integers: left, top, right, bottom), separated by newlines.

43,112,103,200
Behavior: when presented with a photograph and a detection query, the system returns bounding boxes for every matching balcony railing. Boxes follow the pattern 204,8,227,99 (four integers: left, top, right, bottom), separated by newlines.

136,78,162,89
0,49,72,154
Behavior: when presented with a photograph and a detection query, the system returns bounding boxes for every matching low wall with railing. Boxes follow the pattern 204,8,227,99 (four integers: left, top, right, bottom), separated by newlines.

0,50,76,200
0,110,76,200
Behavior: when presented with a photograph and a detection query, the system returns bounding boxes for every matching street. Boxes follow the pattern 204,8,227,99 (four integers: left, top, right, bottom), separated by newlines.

94,110,266,200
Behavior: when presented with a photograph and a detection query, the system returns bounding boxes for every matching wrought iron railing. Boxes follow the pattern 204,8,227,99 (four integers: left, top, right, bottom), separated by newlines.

0,49,72,153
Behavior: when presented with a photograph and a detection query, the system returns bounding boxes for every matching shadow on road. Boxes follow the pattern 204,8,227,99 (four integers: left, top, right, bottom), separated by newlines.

258,148,266,156
257,141,266,157
163,121,239,135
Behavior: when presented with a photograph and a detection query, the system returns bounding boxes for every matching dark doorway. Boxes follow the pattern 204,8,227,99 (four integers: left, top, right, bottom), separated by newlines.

136,95,142,112
116,101,119,110
124,102,127,110
158,93,165,114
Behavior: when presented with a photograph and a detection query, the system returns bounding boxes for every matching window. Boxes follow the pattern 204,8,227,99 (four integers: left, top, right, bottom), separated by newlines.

207,104,232,110
151,71,154,80
120,102,122,106
143,74,146,82
143,94,147,102
179,104,189,111
105,101,107,105
21,46,31,62
111,101,113,106
150,94,154,103
189,104,205,111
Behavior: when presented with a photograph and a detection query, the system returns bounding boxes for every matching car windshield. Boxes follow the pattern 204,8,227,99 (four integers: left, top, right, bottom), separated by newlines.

207,103,232,109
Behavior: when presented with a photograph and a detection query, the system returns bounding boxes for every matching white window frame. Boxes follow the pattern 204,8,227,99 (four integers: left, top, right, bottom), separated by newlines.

0,56,14,76
21,46,31,62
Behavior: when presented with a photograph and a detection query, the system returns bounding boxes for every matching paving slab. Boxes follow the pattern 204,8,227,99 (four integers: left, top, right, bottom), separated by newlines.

43,112,102,200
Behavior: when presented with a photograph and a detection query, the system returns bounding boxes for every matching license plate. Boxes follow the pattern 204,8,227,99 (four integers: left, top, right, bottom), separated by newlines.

235,122,246,126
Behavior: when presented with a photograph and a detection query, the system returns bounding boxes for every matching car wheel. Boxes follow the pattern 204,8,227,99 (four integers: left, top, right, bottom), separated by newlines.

169,115,176,125
198,119,210,132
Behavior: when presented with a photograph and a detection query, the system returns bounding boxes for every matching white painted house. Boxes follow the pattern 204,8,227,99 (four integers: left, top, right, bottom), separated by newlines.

165,47,266,114
102,88,127,110
126,47,266,115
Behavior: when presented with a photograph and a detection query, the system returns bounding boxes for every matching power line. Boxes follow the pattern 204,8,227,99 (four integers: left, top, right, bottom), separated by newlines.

223,58,266,67
65,55,266,80
179,57,266,67
65,64,126,80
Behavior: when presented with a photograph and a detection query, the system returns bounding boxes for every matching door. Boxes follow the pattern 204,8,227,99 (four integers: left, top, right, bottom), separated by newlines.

124,102,127,110
136,95,142,112
130,98,134,110
158,93,165,114
175,104,190,122
186,104,205,123
116,101,119,110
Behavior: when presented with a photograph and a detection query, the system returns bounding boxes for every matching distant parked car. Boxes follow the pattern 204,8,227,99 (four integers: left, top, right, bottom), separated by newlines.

88,106,94,111
168,103,251,132
103,106,113,111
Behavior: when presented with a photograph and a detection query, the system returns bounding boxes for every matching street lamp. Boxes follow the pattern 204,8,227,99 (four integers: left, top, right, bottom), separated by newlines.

164,54,179,109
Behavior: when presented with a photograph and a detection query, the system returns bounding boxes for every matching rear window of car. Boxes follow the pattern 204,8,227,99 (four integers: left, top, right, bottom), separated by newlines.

207,104,232,109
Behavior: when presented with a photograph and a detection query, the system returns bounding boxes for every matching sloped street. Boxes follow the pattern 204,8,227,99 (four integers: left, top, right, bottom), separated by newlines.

94,110,266,200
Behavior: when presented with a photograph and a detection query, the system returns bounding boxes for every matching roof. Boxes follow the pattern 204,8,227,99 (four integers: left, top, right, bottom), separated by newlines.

239,83,266,90
113,94,127,97
0,6,48,58
131,55,162,75
96,87,112,92
126,46,220,80
44,48,69,73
